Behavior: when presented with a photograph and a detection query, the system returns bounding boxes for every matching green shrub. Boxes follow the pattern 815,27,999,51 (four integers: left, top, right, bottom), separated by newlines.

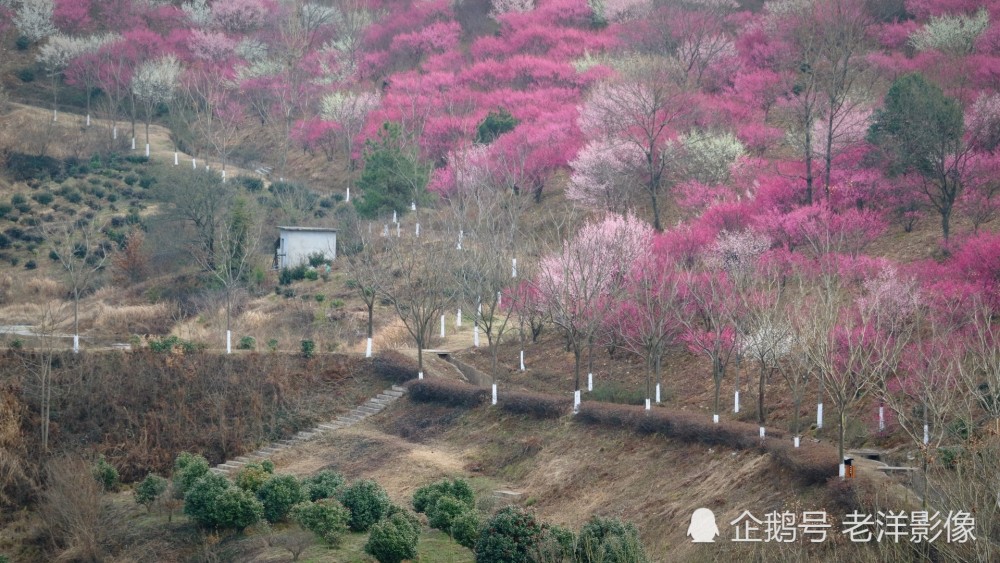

0,235,10,250
172,452,210,498
291,499,350,546
575,516,649,563
0,203,11,218
279,264,308,285
428,495,469,533
476,108,519,144
124,174,139,186
300,339,315,359
261,459,275,473
304,268,319,281
32,192,54,205
338,479,391,532
385,504,420,536
237,336,256,350
412,478,475,514
234,462,270,494
183,473,230,527
307,252,328,267
16,68,34,82
214,487,265,531
450,509,481,549
474,506,544,563
257,474,306,523
302,469,345,501
134,474,168,511
15,35,30,50
236,176,264,192
92,457,119,491
266,339,279,352
364,512,419,563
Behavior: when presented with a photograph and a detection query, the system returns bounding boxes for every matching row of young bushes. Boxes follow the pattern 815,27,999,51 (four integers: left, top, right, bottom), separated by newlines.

136,452,422,562
410,476,649,562
405,379,838,485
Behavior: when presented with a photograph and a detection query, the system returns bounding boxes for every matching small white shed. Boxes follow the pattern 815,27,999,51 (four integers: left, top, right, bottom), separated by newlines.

275,226,337,269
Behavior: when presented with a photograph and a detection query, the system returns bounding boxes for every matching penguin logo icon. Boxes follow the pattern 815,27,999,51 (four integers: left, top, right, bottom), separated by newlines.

688,508,720,543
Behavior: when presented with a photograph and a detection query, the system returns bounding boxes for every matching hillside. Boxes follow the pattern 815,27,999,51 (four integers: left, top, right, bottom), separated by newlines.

2,0,1000,561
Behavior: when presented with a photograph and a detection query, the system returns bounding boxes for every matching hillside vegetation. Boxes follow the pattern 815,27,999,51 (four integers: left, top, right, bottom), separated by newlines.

2,0,1000,561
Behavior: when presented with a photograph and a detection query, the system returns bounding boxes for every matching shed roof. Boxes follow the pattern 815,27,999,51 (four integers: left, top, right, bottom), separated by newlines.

278,226,337,233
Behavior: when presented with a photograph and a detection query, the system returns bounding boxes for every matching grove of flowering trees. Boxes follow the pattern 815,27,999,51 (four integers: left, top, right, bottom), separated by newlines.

12,1,1000,544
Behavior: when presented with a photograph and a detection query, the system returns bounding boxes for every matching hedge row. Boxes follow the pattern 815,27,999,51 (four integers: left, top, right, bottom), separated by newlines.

405,378,489,407
405,379,838,484
498,391,572,419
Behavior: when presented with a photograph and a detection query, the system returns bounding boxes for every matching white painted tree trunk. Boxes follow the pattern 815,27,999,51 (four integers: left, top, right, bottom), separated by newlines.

759,426,765,439
174,152,179,165
226,330,231,354
457,230,463,249
365,337,372,358
497,291,501,308
512,258,517,277
440,315,445,338
415,223,420,237
222,169,226,182
73,334,79,354
86,114,90,126
574,390,581,414
645,398,651,411
473,325,479,347
655,383,661,404
145,143,150,157
113,126,117,140
794,436,800,448
713,414,719,424
817,403,823,429
924,424,929,445
346,187,350,202
392,210,397,223
519,350,525,371
383,224,388,237
131,137,136,150
879,405,885,432
734,391,740,413
53,109,57,121
418,371,424,380
492,384,497,405
192,158,197,169
411,201,416,211
456,309,462,327
587,373,593,392
839,463,846,479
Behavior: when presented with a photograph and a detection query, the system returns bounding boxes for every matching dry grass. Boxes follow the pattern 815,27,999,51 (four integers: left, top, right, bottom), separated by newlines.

373,318,412,350
93,302,172,336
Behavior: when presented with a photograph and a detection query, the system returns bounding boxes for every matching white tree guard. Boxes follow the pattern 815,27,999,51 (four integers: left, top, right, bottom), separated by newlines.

365,337,373,358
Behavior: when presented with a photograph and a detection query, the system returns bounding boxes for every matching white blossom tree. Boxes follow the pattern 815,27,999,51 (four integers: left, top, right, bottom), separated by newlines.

132,55,181,156
14,0,55,43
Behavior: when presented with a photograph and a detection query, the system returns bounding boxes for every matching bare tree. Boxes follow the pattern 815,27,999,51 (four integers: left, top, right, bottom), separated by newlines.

451,186,527,399
342,216,386,358
17,300,69,454
196,198,263,353
378,228,460,378
46,220,109,353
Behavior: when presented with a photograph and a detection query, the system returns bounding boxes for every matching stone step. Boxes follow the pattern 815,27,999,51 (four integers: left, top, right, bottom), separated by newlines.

209,468,225,474
234,456,256,463
376,394,396,402
318,423,342,431
279,439,295,446
227,460,246,467
391,385,407,393
219,464,241,471
259,447,280,454
358,405,381,414
385,389,404,397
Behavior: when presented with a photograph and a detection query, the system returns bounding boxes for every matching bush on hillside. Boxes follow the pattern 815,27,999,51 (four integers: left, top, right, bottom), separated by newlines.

428,494,469,532
302,469,345,501
258,474,306,523
412,478,474,514
134,474,168,511
339,479,391,532
498,391,571,418
234,462,271,494
576,516,649,563
212,486,264,531
407,378,489,407
183,473,230,527
92,457,119,491
474,506,545,563
365,512,419,563
291,498,350,546
450,509,481,549
172,452,209,498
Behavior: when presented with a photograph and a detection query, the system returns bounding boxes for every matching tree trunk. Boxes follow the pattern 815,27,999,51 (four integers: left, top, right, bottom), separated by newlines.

758,363,767,427
367,302,374,338
712,355,722,418
573,343,582,392
838,407,846,477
